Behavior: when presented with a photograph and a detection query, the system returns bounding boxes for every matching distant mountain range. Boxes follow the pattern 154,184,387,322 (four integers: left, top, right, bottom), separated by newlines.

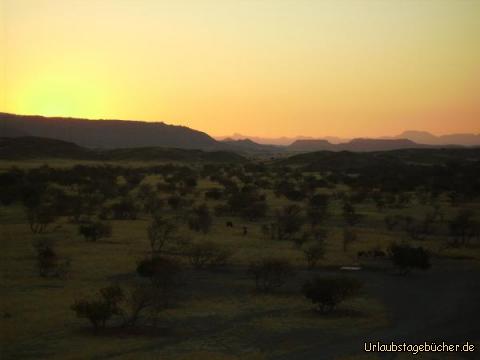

218,131,480,147
387,130,480,146
215,133,348,145
287,138,431,152
1,113,478,155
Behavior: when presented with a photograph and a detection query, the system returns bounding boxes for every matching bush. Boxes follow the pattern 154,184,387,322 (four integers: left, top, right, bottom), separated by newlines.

26,204,56,234
342,228,357,252
390,243,431,274
136,256,182,305
71,285,123,331
205,188,223,200
110,198,138,220
275,204,305,240
186,241,233,269
188,204,212,234
78,221,112,242
147,216,177,253
303,242,326,269
33,237,70,278
302,276,363,313
248,258,294,292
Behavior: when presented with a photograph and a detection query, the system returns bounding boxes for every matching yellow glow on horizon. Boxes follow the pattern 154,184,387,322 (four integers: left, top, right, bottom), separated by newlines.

1,0,479,137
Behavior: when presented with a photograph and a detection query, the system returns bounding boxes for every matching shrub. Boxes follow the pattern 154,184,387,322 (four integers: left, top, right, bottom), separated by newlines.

449,209,479,246
205,188,223,200
136,256,182,300
275,204,305,240
342,228,357,252
302,276,363,313
26,204,56,234
247,258,294,292
147,216,177,253
110,198,138,220
186,241,233,269
188,204,212,234
303,242,326,269
71,285,123,331
33,237,70,278
78,221,112,242
389,243,430,274
342,201,360,226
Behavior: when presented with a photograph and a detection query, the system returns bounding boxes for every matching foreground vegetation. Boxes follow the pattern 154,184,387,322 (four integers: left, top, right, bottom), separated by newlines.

1,149,479,359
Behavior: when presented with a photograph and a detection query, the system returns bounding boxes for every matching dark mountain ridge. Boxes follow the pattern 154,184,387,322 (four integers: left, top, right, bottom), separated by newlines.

0,113,221,150
1,112,475,153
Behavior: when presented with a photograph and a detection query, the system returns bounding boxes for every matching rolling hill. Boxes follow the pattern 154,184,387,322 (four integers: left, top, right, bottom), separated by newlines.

0,113,221,150
0,136,247,163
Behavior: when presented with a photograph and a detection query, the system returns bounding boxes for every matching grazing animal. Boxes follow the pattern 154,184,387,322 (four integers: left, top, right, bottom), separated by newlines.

226,221,234,228
242,226,248,236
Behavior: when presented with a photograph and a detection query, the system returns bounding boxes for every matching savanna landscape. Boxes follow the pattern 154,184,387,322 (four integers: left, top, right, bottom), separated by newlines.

2,1,480,359
1,138,479,359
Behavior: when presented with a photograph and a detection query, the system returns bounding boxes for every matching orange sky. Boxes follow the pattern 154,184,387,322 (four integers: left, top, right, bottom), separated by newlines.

1,0,479,138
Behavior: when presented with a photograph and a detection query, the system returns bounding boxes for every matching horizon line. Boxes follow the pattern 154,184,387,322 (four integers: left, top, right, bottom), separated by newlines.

2,111,478,140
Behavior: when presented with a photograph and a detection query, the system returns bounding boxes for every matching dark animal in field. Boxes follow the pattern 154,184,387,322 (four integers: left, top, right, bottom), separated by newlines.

243,226,248,236
226,221,234,228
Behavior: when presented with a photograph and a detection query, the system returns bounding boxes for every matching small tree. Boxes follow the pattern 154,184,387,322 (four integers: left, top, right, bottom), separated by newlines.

111,198,138,220
26,204,56,234
78,221,112,242
302,276,362,313
384,215,399,231
122,284,155,327
343,201,360,226
144,196,164,215
148,216,176,253
275,204,305,240
307,194,329,228
33,237,58,277
33,237,70,278
389,243,430,274
449,209,478,246
136,256,182,306
342,228,357,252
303,242,326,269
188,204,212,234
71,285,123,331
247,258,294,292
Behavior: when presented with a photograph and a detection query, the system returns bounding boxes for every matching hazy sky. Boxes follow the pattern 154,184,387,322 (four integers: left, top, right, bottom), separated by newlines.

1,0,479,137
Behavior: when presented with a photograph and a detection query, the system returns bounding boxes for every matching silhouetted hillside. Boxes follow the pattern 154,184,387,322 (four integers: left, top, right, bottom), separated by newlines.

0,113,221,150
0,136,247,163
281,147,480,170
221,138,282,153
102,147,246,162
287,139,337,151
0,137,93,160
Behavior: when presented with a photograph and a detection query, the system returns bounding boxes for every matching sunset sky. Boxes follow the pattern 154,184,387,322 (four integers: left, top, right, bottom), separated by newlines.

1,0,479,138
